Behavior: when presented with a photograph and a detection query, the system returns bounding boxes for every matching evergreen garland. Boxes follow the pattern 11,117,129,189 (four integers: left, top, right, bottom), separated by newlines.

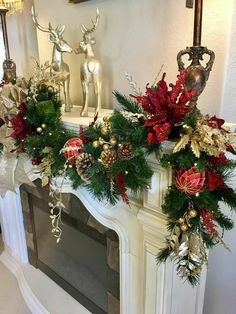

6,68,236,285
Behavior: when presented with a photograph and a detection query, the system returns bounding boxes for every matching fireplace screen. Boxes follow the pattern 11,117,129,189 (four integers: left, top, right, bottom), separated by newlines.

20,180,120,314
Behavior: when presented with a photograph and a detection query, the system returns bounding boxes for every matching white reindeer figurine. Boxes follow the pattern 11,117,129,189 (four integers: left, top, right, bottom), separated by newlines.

31,7,73,112
75,8,102,117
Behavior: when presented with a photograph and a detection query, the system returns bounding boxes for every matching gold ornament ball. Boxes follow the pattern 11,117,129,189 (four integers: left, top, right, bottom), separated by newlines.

41,123,47,129
110,137,117,146
36,127,43,133
103,144,110,150
188,209,198,218
180,223,188,232
101,126,108,135
92,140,100,148
178,217,185,224
99,137,104,145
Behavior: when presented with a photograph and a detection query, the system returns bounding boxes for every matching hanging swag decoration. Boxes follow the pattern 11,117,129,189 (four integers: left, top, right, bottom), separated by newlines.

4,63,236,286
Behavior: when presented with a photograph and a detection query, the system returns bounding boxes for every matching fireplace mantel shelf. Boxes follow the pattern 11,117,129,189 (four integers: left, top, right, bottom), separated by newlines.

0,108,207,314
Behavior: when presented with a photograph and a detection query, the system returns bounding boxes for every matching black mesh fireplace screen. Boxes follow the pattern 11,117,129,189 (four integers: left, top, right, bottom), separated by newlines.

20,180,120,314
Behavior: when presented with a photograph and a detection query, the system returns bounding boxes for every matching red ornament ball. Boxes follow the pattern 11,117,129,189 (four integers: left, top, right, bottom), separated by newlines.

175,167,206,195
61,137,83,164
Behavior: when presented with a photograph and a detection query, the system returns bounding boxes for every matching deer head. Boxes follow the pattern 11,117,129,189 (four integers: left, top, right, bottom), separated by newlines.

31,6,72,54
78,8,100,52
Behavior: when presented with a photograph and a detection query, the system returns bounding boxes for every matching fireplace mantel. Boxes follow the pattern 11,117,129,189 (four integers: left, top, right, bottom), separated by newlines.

0,108,207,314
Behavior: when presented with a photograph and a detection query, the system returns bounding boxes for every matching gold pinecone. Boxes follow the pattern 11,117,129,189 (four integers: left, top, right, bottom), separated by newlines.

100,148,117,168
118,143,133,160
76,153,94,181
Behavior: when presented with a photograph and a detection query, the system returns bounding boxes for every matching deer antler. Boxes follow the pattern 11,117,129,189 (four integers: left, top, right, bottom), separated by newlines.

81,8,100,36
31,6,57,36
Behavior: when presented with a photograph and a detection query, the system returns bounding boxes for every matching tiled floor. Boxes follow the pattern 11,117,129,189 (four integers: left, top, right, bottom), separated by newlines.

0,235,31,314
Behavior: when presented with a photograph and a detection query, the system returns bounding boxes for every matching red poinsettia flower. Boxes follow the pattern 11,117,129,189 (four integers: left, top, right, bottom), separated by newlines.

152,122,172,143
9,102,30,140
207,170,223,191
209,152,229,167
132,71,197,143
200,209,218,237
207,116,225,130
175,167,206,195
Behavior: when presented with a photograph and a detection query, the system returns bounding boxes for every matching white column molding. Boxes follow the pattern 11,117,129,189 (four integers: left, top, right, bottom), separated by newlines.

0,190,28,262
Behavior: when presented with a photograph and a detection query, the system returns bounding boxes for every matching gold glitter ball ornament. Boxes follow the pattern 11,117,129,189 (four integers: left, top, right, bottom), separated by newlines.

101,126,108,135
178,217,185,224
188,208,198,218
109,136,117,146
103,144,110,150
180,223,188,232
92,140,100,148
99,137,104,145
100,148,117,168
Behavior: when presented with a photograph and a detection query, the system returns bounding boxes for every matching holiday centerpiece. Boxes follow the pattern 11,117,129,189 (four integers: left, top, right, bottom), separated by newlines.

1,60,236,286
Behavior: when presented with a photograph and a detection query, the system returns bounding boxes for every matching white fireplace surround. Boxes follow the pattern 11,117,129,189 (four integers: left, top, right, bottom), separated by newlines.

0,108,206,314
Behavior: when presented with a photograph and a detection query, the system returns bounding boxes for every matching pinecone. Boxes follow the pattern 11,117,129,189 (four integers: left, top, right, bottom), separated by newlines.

100,148,117,168
76,153,94,182
118,143,133,160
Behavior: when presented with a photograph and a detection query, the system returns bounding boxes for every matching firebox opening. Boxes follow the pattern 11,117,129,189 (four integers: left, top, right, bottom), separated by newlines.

20,180,120,314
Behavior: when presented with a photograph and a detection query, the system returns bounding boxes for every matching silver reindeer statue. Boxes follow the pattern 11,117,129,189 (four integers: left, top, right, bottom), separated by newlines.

75,8,102,117
31,7,73,112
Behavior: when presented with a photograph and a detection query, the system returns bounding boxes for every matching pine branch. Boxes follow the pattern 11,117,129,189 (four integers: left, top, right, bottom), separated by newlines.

214,212,234,230
213,188,236,212
162,186,189,218
113,91,143,114
156,247,171,263
185,274,201,286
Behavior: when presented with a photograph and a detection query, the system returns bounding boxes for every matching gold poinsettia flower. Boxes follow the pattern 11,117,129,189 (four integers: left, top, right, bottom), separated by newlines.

174,117,229,158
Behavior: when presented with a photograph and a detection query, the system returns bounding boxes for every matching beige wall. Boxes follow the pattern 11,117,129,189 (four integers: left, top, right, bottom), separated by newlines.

5,0,235,116
31,0,233,115
220,0,236,123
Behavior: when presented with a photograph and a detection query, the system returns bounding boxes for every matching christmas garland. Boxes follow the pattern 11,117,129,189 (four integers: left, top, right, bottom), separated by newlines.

4,63,236,285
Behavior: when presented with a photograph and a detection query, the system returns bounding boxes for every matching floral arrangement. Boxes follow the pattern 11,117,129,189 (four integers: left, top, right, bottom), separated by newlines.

3,63,236,285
